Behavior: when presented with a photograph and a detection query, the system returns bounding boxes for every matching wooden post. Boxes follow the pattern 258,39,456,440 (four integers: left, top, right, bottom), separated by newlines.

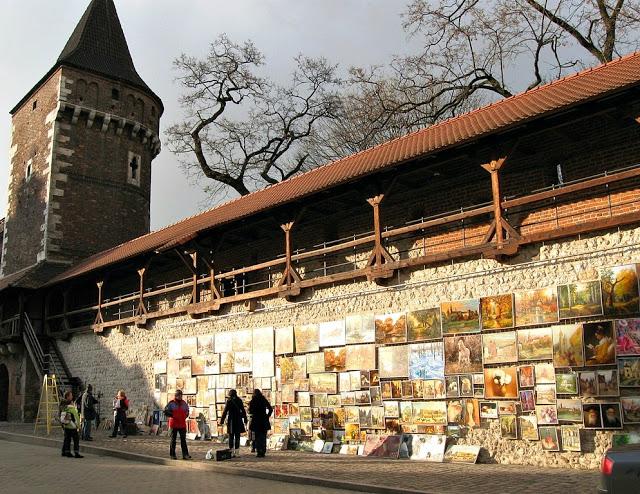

136,268,148,317
277,222,301,296
189,252,199,305
94,281,104,328
365,195,394,281
481,158,506,245
202,258,222,308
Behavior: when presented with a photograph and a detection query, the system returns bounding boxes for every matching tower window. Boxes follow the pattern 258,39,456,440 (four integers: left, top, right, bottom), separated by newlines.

25,159,33,180
127,152,141,186
111,88,120,101
32,100,38,111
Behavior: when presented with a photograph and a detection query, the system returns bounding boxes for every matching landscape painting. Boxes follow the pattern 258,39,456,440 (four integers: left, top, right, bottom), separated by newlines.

557,399,583,422
407,434,447,462
375,312,407,344
214,332,233,354
252,326,274,353
482,331,517,364
197,335,214,355
309,373,338,394
275,326,294,355
295,324,320,353
619,357,640,387
181,337,197,358
324,347,347,372
600,264,640,316
345,314,376,345
306,352,326,374
409,342,444,380
621,397,640,423
514,288,559,326
406,308,442,341
441,300,481,334
378,345,409,378
412,401,447,425
552,324,585,367
232,330,252,352
557,281,603,319
517,327,553,361
480,294,514,330
168,339,182,359
345,344,376,371
319,320,346,348
615,319,640,356
253,352,274,378
444,335,483,375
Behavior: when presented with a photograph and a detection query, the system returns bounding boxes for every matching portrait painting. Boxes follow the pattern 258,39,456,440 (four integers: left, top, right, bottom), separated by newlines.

197,335,215,355
482,331,517,364
275,326,294,355
518,365,535,388
406,308,442,341
463,399,480,428
535,405,559,425
214,332,233,354
324,347,347,372
615,318,640,356
618,357,640,387
319,320,346,348
309,373,337,394
583,403,603,428
596,369,619,397
600,264,640,316
561,425,582,452
484,367,518,399
345,344,376,371
479,401,498,419
555,372,578,395
295,324,320,353
620,397,640,423
519,415,539,440
514,287,559,326
378,345,409,378
375,312,407,344
499,414,518,439
252,326,274,353
441,300,481,334
306,352,326,374
480,294,514,330
444,334,482,375
447,400,464,425
539,426,560,451
534,363,556,384
407,434,446,462
552,323,585,368
557,399,583,422
401,380,412,399
557,281,603,319
345,314,376,345
583,321,616,366
517,327,553,361
409,342,444,380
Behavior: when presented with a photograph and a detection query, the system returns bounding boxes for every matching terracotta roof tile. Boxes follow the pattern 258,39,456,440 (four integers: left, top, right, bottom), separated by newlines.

48,52,640,285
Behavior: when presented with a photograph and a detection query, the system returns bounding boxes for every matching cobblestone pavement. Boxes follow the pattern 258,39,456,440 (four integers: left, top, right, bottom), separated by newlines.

0,441,360,494
0,423,600,494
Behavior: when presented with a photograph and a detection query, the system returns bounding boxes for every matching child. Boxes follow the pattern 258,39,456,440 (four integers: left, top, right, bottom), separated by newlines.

60,390,83,458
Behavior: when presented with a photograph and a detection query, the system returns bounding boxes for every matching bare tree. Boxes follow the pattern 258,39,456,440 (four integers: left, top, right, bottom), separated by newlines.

167,35,341,199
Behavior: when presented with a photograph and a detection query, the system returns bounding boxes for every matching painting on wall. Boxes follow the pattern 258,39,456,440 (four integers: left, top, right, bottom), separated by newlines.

619,357,640,387
539,426,560,451
252,327,274,353
534,363,556,384
600,264,640,316
557,281,603,319
444,335,483,375
306,352,326,374
253,352,275,378
519,415,539,440
345,314,376,345
234,351,252,373
154,361,167,375
596,369,619,397
345,344,376,371
552,324,585,367
191,356,206,376
220,353,235,374
203,354,220,375
378,345,409,378
557,399,583,422
309,373,338,394
479,401,498,419
409,342,444,380
197,335,215,355
616,319,640,356
324,347,347,372
275,326,294,355
215,332,233,354
517,327,553,361
232,330,252,352
441,300,481,334
168,339,182,359
406,308,442,342
375,312,407,344
555,373,578,395
484,367,518,399
295,324,320,353
319,320,346,348
480,294,514,330
482,331,517,364
514,288,558,326
179,359,192,379
620,397,640,424
412,401,447,425
499,414,518,439
583,321,616,366
561,425,582,452
181,337,198,358
535,405,559,426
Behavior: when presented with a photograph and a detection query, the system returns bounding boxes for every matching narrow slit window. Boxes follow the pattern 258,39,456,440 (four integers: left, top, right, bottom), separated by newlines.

127,152,141,186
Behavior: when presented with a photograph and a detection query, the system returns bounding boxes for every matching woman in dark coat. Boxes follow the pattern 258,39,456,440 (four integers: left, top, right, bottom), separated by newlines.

248,389,273,457
220,389,247,457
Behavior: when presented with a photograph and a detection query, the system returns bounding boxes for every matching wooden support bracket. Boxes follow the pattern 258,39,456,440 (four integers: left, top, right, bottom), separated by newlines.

135,268,148,318
277,222,302,298
365,194,395,282
202,257,222,312
94,281,104,326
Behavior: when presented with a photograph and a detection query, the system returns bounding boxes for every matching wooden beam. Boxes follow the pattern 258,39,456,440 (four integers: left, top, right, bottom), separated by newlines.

135,268,148,317
481,157,506,245
277,222,302,296
201,257,222,310
366,194,394,281
93,281,104,330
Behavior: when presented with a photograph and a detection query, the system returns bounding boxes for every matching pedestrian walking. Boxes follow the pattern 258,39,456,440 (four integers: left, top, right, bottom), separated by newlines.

80,384,98,441
220,389,247,457
59,390,83,458
248,389,273,457
164,390,192,460
110,390,129,438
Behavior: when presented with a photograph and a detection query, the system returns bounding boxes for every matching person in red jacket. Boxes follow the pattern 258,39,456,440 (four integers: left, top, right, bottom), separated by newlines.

164,390,191,460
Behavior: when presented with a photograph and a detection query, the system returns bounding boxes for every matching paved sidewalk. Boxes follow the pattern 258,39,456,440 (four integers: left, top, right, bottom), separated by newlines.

0,423,599,494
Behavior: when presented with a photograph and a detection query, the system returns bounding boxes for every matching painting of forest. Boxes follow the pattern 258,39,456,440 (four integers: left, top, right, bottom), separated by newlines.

600,264,640,316
406,308,442,341
557,281,603,319
480,294,514,330
514,287,558,326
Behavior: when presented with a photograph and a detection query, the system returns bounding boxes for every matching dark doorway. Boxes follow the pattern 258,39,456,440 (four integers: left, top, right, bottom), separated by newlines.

0,364,8,421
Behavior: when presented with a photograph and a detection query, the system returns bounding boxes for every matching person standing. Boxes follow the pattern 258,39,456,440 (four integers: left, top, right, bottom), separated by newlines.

60,390,83,458
220,389,247,457
164,390,192,460
248,389,273,458
110,390,129,438
80,384,98,441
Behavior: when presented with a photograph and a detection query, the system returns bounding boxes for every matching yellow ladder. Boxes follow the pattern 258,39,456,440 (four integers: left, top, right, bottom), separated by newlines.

34,375,60,435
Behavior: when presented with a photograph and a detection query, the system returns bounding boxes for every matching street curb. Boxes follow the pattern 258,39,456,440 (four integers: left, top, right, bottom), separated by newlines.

0,431,432,494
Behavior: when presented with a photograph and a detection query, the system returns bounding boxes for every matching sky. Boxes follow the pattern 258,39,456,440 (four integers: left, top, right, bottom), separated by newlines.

0,0,416,230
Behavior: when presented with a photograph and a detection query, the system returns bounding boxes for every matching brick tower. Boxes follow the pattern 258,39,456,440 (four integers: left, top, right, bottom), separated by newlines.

1,0,163,277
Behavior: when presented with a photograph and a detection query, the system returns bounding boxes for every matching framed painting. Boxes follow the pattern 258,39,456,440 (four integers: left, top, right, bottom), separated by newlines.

535,384,556,404
518,365,535,388
275,326,294,355
309,373,337,394
412,401,447,425
616,318,640,356
344,423,361,442
253,352,274,378
407,434,446,462
558,281,603,319
552,324,585,367
345,314,376,345
441,300,481,334
447,400,464,425
583,321,616,366
499,414,518,439
231,330,252,352
445,376,459,398
484,367,518,399
479,401,498,419
519,415,539,440
409,342,444,380
423,379,446,400
620,396,640,423
600,264,640,316
350,370,362,391
168,339,182,360
555,372,578,395
181,337,198,358
324,347,347,372
444,334,483,375
517,327,553,361
252,326,274,353
154,360,167,375
306,352,326,374
514,287,559,326
295,324,320,353
384,400,400,418
220,353,235,374
459,375,473,397
583,403,603,429
443,445,481,463
557,398,583,422
319,320,346,348
534,363,556,384
378,345,409,378
498,401,517,415
197,335,215,355
480,294,514,330
179,359,192,379
594,403,624,429
375,312,407,344
233,351,252,372
345,344,376,371
596,369,619,397
519,390,535,412
191,356,206,376
561,425,582,452
539,426,560,451
535,405,559,425
339,372,351,392
214,332,233,354
406,308,442,342
482,331,517,364
618,357,640,387
463,398,480,428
